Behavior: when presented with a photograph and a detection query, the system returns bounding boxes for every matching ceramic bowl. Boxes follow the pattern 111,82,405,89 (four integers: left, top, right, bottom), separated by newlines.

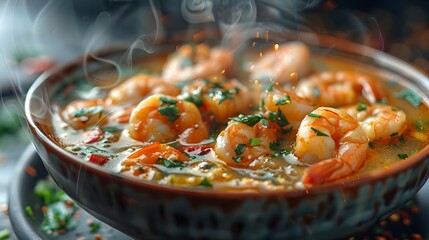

24,32,429,239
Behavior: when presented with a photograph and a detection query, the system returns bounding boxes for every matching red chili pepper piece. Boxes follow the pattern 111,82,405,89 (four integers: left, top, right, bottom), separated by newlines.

83,128,103,144
88,154,109,166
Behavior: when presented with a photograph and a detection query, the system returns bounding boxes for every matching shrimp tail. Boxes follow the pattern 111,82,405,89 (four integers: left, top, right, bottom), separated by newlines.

302,158,344,185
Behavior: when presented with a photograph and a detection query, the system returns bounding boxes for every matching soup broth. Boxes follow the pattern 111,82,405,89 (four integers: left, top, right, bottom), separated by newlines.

50,42,429,192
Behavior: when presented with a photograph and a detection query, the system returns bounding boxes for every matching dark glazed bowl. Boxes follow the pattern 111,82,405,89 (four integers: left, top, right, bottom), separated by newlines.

25,32,429,239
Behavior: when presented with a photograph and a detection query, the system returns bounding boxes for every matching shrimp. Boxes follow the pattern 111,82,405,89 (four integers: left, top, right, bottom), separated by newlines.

105,73,180,106
178,79,252,122
341,104,407,141
262,85,314,130
162,44,233,82
128,94,209,144
295,71,386,107
250,42,311,84
294,107,368,185
61,98,107,130
214,119,278,167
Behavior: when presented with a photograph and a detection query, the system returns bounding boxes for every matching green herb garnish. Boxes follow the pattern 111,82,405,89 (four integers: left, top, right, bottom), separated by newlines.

307,113,322,118
158,105,180,123
272,108,289,127
368,141,375,149
101,126,121,133
230,114,265,127
72,106,103,118
311,127,329,137
273,149,291,157
183,94,203,107
235,144,246,155
398,154,408,159
249,138,261,146
0,229,10,240
25,206,34,219
157,158,187,168
394,89,422,107
88,221,101,233
209,86,240,104
232,156,243,163
275,96,291,105
390,132,398,137
357,102,368,111
160,96,177,104
269,142,281,151
198,178,213,187
415,120,427,131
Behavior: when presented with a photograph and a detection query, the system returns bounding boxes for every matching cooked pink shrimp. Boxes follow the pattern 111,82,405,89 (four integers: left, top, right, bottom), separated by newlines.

61,99,107,130
250,42,311,83
128,94,209,144
214,119,278,168
295,71,386,107
294,107,368,185
162,44,233,82
178,79,252,122
106,73,180,106
341,104,407,141
263,85,314,130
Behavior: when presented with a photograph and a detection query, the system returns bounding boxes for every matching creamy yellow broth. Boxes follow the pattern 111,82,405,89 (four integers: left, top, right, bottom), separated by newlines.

50,44,429,192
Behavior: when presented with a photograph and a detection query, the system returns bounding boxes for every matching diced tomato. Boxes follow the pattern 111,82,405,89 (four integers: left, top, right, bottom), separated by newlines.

83,128,103,144
88,154,109,166
126,142,188,164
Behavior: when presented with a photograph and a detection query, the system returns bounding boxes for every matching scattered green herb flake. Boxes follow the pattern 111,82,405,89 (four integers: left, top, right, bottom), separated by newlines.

101,126,121,133
261,119,269,127
275,96,291,105
25,206,34,219
183,152,196,159
160,96,177,104
72,106,104,118
265,82,275,92
390,132,398,137
183,94,203,107
368,141,375,149
415,120,427,131
199,178,213,187
157,158,187,168
273,149,291,157
249,138,261,146
357,102,368,111
0,229,10,240
268,112,277,122
307,113,322,118
274,108,289,127
269,142,281,151
230,114,265,127
398,135,405,144
88,221,101,233
398,153,408,159
158,105,180,123
311,127,329,137
313,87,320,98
209,86,240,104
235,144,246,155
375,98,387,104
232,156,243,163
394,89,422,107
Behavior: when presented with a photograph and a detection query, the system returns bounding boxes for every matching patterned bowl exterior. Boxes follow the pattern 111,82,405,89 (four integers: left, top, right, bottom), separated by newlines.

25,33,429,239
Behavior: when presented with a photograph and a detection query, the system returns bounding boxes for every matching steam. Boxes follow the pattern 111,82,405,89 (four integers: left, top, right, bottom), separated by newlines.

181,0,215,23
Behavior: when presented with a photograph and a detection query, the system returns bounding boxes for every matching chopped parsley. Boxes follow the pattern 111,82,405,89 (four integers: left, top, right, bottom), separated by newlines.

72,106,103,118
25,206,34,219
394,89,422,107
265,82,275,92
357,102,368,111
101,126,121,133
88,221,100,233
157,158,187,168
183,94,203,107
368,141,375,149
235,144,246,155
232,156,243,163
269,142,281,151
158,105,180,123
249,138,261,146
311,127,329,137
415,120,427,131
209,86,240,104
0,229,10,240
269,108,289,127
275,96,291,105
398,154,408,159
307,113,322,118
273,149,291,157
390,132,398,137
230,114,265,127
198,178,213,187
160,96,177,104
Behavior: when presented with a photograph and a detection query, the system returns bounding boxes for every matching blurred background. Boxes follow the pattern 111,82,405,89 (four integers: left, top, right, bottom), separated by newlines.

0,0,428,239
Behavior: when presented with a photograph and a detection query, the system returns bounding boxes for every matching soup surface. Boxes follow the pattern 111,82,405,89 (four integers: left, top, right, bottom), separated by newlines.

51,42,429,192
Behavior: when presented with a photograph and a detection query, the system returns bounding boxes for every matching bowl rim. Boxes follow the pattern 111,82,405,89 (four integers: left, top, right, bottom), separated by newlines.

25,31,429,199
